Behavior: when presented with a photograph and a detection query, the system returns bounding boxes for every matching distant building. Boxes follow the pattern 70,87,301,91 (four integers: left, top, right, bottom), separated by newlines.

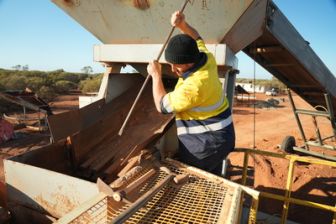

235,82,266,93
234,84,251,102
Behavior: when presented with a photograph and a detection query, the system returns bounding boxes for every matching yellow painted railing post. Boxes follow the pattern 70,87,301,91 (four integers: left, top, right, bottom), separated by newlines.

281,158,296,224
248,196,259,224
333,204,336,224
238,150,250,224
242,150,249,186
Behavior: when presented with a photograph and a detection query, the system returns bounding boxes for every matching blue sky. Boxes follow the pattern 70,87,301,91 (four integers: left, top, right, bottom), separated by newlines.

0,0,335,79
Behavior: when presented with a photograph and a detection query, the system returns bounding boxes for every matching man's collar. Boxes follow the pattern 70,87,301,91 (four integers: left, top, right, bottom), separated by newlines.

182,53,207,80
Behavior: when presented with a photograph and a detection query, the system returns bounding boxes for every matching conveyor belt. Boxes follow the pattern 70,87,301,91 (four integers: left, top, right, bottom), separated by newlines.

224,0,336,115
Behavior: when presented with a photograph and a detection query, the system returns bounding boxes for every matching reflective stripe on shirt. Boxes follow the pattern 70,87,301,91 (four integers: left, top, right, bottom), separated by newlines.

177,115,232,135
161,91,225,114
190,94,224,112
161,94,173,113
176,109,232,135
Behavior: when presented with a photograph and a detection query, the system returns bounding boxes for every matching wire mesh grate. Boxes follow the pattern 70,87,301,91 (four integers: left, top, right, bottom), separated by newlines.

63,160,236,224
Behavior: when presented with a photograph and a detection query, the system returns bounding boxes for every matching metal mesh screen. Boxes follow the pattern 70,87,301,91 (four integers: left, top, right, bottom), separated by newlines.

67,197,110,224
63,161,236,224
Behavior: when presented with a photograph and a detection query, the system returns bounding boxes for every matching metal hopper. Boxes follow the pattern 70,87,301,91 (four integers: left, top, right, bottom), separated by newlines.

51,0,246,75
51,0,254,45
51,0,247,108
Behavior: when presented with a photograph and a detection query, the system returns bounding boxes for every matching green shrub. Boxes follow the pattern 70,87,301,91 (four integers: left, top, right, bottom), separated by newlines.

5,75,27,90
37,86,56,102
80,79,101,93
26,77,46,92
54,80,76,93
79,75,102,93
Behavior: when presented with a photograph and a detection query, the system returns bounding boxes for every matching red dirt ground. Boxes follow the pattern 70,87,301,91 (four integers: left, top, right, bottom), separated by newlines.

0,93,335,223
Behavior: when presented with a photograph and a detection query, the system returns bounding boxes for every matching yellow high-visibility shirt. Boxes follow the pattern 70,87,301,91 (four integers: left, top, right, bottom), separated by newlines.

162,39,229,121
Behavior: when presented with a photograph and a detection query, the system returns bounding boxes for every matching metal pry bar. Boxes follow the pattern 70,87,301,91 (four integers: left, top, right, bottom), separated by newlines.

118,0,190,136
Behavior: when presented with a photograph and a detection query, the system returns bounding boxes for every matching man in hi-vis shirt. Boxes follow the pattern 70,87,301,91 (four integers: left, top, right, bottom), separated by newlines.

147,11,235,176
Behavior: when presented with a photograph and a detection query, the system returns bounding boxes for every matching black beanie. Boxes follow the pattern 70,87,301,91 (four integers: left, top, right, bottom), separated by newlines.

165,34,200,64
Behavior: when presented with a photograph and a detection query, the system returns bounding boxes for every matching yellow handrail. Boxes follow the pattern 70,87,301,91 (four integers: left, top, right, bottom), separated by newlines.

235,147,336,224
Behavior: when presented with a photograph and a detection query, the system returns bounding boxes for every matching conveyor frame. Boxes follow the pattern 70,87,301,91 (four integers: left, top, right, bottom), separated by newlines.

281,89,336,161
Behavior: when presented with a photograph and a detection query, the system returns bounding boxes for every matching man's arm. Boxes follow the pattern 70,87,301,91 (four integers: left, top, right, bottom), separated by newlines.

171,11,201,40
147,11,201,113
147,61,166,112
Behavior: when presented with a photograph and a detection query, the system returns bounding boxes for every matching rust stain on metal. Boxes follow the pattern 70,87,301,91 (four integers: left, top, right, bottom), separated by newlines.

62,0,80,7
35,192,77,218
133,0,150,10
202,0,209,10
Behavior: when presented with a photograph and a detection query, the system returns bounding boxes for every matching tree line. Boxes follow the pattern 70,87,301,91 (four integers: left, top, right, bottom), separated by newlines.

0,67,285,104
0,68,102,101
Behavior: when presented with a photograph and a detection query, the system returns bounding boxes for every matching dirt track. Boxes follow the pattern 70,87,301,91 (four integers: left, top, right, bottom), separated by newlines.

0,93,335,223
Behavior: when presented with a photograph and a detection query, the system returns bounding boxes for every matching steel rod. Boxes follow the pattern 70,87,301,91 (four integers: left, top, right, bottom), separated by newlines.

118,0,190,136
111,173,175,224
287,89,309,150
293,146,336,162
324,93,336,140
